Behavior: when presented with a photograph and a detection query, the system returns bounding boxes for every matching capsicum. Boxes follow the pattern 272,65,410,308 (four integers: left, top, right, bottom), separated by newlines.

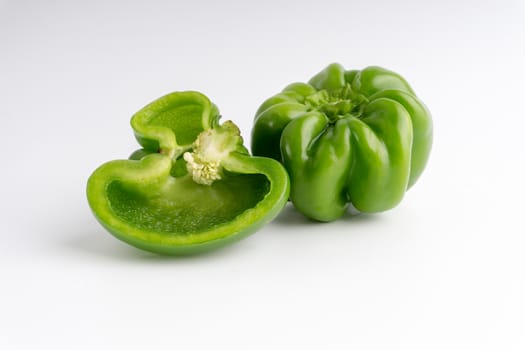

252,63,432,221
87,91,289,254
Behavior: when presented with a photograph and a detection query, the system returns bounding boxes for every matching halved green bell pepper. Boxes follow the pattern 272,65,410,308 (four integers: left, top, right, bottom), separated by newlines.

87,91,289,255
252,63,433,221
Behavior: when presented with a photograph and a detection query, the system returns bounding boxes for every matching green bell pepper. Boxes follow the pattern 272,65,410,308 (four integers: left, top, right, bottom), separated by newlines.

251,63,433,221
87,91,289,255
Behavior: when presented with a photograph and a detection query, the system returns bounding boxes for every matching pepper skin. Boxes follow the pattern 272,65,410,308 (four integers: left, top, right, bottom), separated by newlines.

251,63,432,221
87,91,289,254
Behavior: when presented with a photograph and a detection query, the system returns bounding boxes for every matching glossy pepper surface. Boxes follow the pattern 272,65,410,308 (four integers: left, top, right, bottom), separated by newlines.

252,63,433,221
87,91,289,254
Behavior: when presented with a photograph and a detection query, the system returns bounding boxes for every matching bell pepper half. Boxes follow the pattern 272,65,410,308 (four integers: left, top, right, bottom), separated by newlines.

87,91,289,255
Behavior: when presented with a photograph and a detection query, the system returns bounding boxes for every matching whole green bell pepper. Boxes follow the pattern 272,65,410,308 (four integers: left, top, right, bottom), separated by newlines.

87,91,289,255
251,63,433,221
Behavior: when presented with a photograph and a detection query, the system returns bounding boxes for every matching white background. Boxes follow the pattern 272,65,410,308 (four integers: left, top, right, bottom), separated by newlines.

1,0,524,349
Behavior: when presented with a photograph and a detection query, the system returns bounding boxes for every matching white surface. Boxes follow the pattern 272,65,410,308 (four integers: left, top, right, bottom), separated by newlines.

1,1,525,349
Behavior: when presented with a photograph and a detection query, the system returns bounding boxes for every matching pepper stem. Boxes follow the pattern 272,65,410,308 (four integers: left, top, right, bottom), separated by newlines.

183,121,242,185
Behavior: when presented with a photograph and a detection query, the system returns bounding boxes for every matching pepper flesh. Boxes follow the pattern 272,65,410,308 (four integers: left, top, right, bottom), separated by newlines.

87,91,289,254
251,63,433,221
